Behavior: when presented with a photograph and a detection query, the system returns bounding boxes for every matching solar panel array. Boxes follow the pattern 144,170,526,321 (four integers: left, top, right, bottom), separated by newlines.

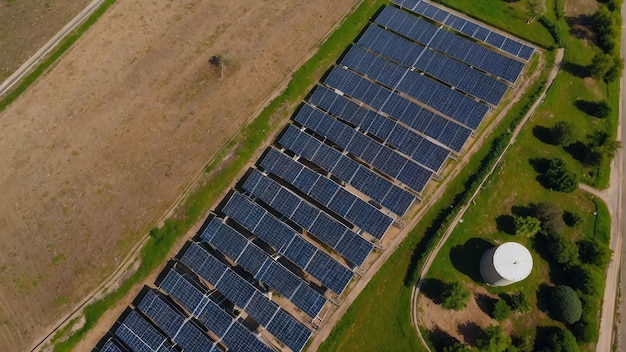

392,0,534,61
180,242,312,352
355,25,509,105
375,6,525,83
199,217,326,318
293,104,434,193
113,310,178,352
98,3,529,350
158,267,273,352
279,125,416,216
215,195,354,295
259,147,393,239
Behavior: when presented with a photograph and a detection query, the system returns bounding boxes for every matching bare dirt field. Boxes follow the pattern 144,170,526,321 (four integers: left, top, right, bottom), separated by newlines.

0,0,91,83
0,0,359,350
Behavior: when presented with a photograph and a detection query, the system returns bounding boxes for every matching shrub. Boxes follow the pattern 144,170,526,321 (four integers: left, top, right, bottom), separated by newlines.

547,234,579,267
545,158,578,193
578,239,611,267
514,216,542,237
508,291,531,313
491,299,511,321
476,325,511,351
563,211,582,227
442,281,470,311
542,328,580,352
536,202,564,236
550,285,582,324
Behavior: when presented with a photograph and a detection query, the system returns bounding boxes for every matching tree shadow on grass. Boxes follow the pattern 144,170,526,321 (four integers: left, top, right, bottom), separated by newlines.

475,293,497,317
420,278,446,305
496,215,515,235
450,238,493,283
561,60,590,78
511,204,537,218
536,284,553,317
574,99,602,116
457,321,485,347
564,141,588,164
533,125,555,145
428,326,461,351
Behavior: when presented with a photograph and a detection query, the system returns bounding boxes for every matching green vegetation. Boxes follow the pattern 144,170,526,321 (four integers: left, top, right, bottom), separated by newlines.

491,299,511,322
442,281,471,311
544,158,578,192
542,328,581,352
0,0,118,113
53,0,391,349
514,216,541,237
550,285,582,324
477,325,511,352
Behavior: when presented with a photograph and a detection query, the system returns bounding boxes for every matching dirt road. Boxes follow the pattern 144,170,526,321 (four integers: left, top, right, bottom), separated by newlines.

0,0,358,350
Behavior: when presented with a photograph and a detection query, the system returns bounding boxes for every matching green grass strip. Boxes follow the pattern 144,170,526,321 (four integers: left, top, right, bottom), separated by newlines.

53,0,390,350
0,0,118,113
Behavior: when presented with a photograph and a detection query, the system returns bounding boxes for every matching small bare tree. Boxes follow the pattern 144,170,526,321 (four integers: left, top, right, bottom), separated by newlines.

209,54,231,80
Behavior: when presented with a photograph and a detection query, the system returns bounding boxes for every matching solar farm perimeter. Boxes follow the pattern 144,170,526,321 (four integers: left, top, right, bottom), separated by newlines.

95,1,535,351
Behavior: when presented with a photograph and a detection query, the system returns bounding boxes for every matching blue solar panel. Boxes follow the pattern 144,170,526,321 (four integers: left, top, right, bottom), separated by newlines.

180,242,311,352
114,310,177,352
222,191,354,294
242,171,374,267
98,337,127,352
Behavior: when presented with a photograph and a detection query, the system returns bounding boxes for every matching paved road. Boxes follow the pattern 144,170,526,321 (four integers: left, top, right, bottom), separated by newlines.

0,0,107,97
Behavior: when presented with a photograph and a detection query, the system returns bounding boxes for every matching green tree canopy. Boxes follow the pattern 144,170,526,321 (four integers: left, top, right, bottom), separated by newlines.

551,121,575,146
514,216,542,237
545,158,578,193
550,285,582,324
547,233,579,268
442,281,471,311
536,202,564,236
541,327,580,352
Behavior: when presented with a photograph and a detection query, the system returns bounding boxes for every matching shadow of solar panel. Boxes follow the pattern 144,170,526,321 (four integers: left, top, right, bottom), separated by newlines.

114,310,177,352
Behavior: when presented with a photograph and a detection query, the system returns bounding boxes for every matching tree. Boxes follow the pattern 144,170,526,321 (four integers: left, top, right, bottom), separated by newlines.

550,121,575,146
577,239,612,267
604,56,624,82
545,158,578,193
508,291,531,313
541,328,580,352
442,281,471,311
591,5,620,54
590,53,615,79
491,299,511,321
527,0,547,19
536,202,564,236
514,216,541,237
547,233,579,267
209,54,232,80
584,130,621,166
568,264,604,295
550,285,582,324
563,210,583,227
477,325,511,352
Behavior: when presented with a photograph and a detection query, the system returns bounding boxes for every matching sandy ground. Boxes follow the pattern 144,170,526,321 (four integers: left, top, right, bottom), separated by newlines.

0,0,92,83
0,0,359,350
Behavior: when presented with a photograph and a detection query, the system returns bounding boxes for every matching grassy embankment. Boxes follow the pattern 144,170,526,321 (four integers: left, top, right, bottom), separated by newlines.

52,0,390,350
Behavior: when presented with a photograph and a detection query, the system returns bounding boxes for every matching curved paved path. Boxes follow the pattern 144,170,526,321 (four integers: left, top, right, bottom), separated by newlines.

410,48,564,351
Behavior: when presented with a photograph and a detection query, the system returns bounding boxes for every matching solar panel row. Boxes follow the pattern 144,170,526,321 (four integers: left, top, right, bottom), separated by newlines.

137,290,219,352
356,25,509,105
217,191,354,294
324,64,486,132
392,0,534,60
334,48,490,130
180,242,312,352
308,85,452,171
294,103,434,193
158,267,273,352
199,217,326,318
259,147,393,239
278,125,416,216
113,310,178,352
376,6,524,83
238,173,374,267
98,337,128,352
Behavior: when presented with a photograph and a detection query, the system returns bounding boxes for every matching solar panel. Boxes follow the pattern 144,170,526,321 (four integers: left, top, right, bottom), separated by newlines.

114,310,177,352
180,242,311,352
98,337,128,352
241,172,374,267
279,125,416,216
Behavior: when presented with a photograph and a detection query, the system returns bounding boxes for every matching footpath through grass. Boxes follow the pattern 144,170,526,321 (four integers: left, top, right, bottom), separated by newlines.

53,0,389,350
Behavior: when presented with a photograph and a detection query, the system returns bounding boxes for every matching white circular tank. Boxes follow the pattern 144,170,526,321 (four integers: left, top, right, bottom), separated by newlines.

480,242,533,286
